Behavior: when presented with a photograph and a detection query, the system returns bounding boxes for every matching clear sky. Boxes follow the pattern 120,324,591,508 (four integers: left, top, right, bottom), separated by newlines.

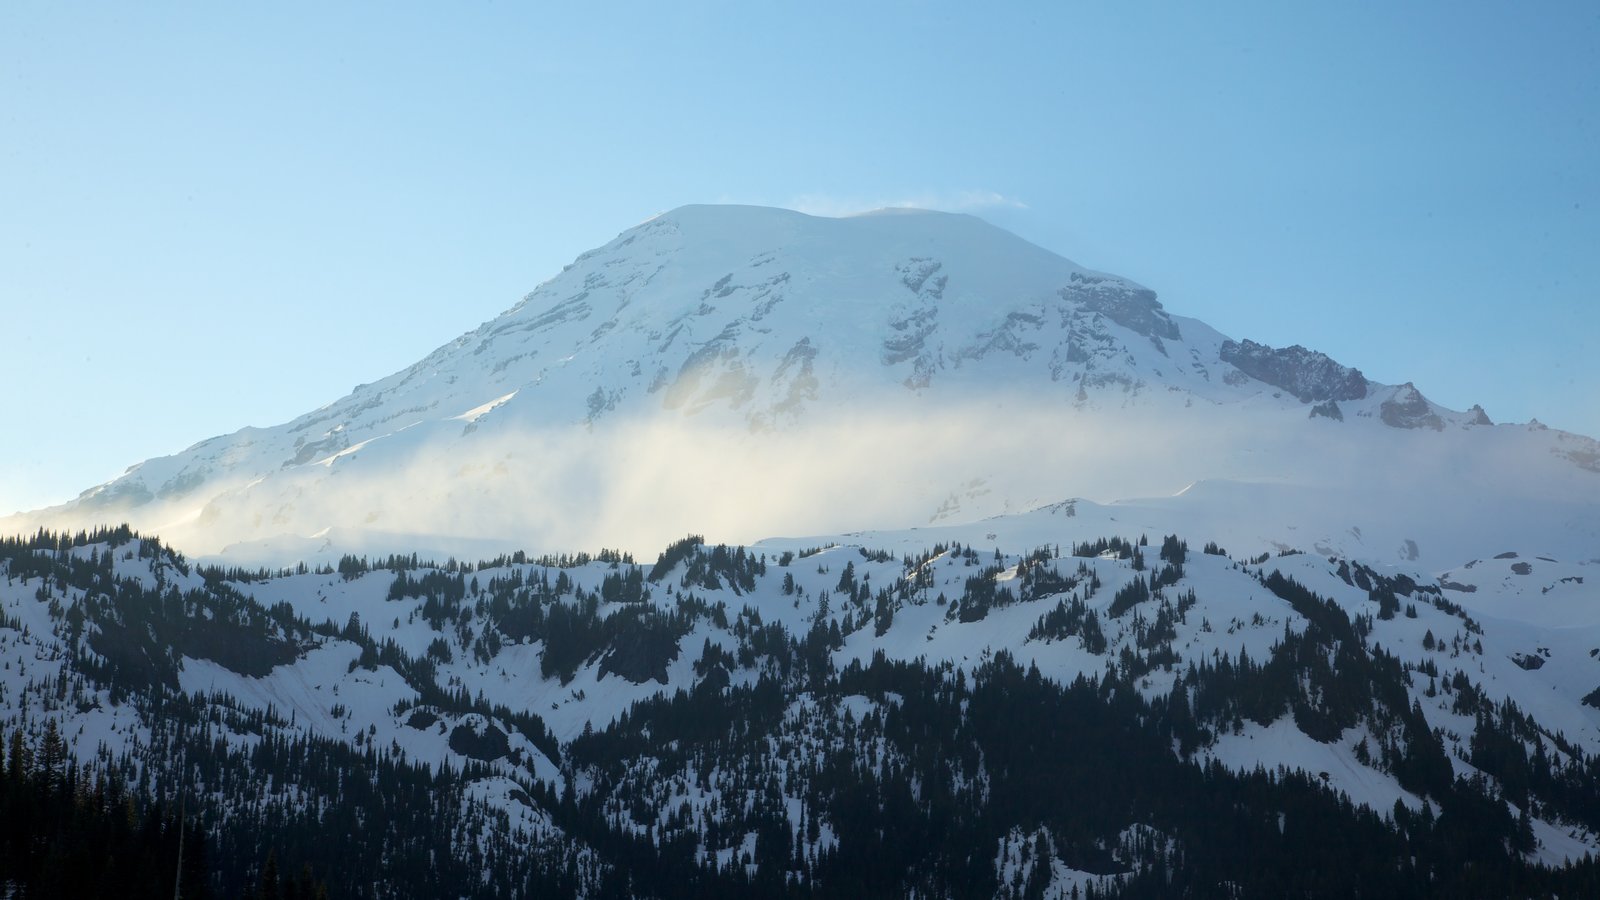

2,1,1596,516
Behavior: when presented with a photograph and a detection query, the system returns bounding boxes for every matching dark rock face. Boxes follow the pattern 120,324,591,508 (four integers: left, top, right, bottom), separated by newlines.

1219,339,1368,403
1468,405,1493,426
1309,400,1344,421
1380,383,1444,431
1061,273,1181,341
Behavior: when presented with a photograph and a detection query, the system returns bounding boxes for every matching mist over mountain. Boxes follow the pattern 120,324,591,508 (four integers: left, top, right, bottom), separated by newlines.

8,205,1597,571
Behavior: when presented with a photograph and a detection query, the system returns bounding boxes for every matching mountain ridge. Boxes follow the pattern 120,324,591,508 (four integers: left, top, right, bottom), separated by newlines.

5,513,1600,895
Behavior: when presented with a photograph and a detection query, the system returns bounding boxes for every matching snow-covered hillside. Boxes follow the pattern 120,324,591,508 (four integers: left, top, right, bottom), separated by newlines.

7,205,1597,571
6,512,1600,895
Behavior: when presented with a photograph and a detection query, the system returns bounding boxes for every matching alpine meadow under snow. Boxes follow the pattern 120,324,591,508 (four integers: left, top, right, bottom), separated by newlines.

3,205,1600,897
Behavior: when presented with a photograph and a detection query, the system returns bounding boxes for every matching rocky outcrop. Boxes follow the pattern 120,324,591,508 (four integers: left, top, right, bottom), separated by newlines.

1219,339,1368,403
1511,651,1547,672
1380,383,1444,431
1060,273,1180,342
1309,400,1344,421
1552,431,1600,473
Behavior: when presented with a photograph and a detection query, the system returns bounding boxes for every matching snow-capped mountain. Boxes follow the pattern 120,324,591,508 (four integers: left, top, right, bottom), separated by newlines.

8,204,1599,569
4,206,1600,895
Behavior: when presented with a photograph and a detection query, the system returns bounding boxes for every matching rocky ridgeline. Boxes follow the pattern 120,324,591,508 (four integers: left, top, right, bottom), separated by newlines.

1219,338,1369,403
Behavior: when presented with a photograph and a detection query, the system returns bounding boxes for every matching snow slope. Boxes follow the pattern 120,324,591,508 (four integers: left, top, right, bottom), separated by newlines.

8,507,1600,876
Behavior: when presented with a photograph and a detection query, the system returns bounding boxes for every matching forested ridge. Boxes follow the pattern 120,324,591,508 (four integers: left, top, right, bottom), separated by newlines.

3,526,1599,897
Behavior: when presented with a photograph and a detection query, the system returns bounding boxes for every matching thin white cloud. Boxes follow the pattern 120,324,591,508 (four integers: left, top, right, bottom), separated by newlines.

789,190,1028,218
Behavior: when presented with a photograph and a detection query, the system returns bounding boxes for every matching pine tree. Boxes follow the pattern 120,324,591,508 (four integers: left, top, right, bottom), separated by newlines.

259,849,281,900
37,719,64,792
8,727,28,785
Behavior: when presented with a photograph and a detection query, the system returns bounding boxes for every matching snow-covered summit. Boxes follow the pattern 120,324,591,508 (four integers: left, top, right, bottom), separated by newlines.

5,205,1597,568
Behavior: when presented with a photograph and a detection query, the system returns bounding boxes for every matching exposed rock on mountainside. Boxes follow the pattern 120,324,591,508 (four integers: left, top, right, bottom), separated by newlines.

1219,338,1369,403
1380,382,1445,431
1063,271,1182,343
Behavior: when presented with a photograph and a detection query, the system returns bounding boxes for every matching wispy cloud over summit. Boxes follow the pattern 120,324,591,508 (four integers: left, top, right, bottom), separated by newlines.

789,190,1027,218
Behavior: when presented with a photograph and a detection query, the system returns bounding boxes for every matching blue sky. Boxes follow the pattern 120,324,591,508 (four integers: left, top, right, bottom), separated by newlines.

2,1,1596,515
